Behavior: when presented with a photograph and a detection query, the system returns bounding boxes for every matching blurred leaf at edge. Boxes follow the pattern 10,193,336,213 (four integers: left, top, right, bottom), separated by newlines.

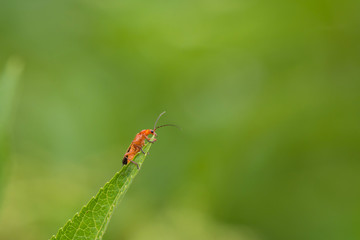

0,57,23,207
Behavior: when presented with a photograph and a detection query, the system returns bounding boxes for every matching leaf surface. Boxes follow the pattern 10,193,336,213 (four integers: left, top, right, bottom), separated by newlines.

50,138,154,240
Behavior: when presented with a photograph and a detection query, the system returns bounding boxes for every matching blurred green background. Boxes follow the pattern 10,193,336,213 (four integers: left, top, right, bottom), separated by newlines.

1,0,360,239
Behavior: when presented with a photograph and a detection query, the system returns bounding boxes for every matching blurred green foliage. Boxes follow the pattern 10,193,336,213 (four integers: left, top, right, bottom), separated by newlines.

0,0,359,240
0,57,23,208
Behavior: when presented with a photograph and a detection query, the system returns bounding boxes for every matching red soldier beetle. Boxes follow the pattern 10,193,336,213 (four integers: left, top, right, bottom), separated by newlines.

122,111,178,169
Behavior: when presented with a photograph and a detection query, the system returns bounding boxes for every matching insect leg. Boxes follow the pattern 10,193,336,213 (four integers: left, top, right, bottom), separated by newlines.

133,144,147,155
145,136,157,143
129,160,140,169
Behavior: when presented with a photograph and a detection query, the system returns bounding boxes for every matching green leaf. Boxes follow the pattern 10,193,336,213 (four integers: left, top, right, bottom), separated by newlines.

0,57,23,131
0,57,23,206
50,138,154,240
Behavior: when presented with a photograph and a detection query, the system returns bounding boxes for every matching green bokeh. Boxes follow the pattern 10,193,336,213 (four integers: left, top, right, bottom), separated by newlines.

0,0,359,239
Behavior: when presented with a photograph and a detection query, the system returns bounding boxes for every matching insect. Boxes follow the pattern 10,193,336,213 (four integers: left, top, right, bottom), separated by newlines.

122,111,178,169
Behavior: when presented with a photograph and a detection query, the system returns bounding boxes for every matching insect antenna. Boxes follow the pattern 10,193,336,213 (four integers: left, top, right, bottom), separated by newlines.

153,111,166,130
155,124,181,130
153,111,181,131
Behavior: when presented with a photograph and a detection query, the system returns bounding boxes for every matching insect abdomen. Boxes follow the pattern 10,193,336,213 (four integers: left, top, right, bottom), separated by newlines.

122,156,128,165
